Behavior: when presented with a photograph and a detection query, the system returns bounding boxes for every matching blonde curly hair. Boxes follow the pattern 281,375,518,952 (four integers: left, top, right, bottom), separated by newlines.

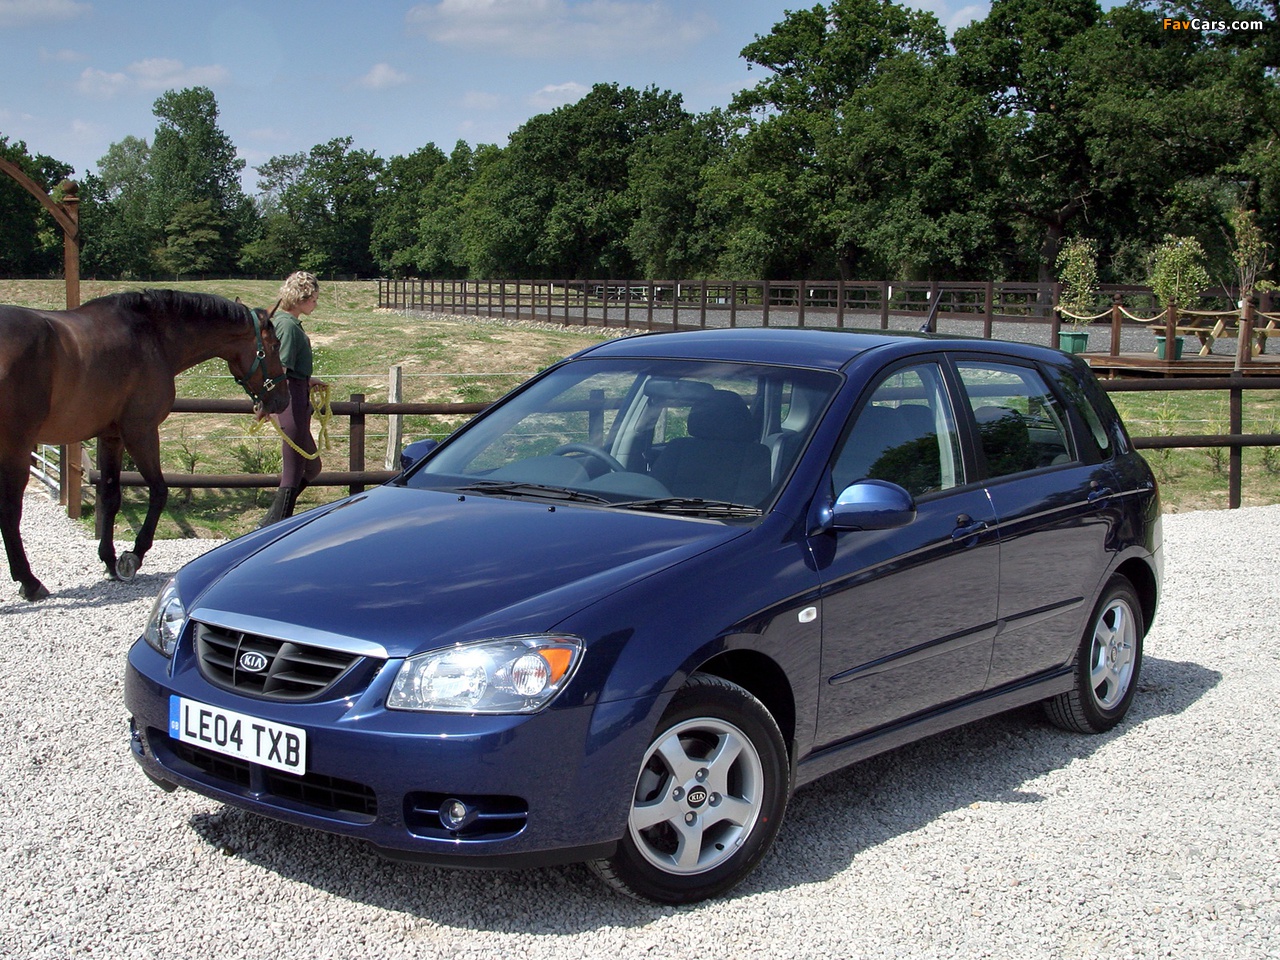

278,271,320,311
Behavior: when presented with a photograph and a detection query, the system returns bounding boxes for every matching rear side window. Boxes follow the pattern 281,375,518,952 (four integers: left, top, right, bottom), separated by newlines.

1052,368,1114,461
955,362,1074,479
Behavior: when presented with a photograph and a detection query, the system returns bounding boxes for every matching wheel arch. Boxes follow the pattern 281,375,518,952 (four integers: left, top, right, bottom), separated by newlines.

1114,556,1158,636
692,649,796,761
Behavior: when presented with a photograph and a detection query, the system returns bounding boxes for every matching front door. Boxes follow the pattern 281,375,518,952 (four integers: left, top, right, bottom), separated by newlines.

813,361,1000,747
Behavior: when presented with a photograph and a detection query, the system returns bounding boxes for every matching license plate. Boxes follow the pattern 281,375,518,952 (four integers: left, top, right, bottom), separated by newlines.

170,696,307,775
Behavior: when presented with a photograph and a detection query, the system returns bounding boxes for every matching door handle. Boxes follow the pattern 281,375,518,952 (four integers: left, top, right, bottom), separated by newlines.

952,514,989,541
1087,481,1114,503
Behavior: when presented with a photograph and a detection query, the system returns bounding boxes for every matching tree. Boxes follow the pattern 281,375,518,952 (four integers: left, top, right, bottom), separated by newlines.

467,83,692,278
156,199,227,277
625,111,730,277
371,143,447,275
1150,235,1211,310
255,137,385,276
146,87,249,274
80,135,153,278
710,0,988,278
0,134,72,277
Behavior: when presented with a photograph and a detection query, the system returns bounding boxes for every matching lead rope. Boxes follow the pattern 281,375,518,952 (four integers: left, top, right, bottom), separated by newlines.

249,382,333,460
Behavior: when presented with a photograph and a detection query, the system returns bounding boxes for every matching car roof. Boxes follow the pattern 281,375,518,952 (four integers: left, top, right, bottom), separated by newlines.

572,326,1065,372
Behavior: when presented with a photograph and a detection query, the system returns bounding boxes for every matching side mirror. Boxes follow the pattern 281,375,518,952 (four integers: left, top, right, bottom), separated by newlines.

830,479,916,531
399,438,440,472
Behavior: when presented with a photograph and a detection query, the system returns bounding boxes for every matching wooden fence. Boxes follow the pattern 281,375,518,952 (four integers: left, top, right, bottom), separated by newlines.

33,377,1280,515
379,278,1076,331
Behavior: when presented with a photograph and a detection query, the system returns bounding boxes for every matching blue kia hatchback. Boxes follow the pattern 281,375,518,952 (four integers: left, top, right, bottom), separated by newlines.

125,328,1161,903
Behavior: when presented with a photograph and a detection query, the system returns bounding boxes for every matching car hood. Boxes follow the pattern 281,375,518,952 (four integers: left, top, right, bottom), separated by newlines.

187,485,749,658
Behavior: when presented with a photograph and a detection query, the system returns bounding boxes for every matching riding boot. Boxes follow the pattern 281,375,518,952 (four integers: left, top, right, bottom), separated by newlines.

258,486,299,528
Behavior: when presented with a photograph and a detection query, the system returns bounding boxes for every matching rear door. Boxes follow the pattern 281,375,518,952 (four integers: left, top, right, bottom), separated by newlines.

951,358,1122,688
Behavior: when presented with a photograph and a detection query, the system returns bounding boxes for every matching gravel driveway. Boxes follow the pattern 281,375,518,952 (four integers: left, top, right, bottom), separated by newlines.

2,490,1276,959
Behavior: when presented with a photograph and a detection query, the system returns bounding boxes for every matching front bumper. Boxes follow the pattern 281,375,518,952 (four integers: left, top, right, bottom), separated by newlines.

124,638,656,868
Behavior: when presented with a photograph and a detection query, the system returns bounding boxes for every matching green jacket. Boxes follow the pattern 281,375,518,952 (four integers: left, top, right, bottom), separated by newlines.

272,312,313,380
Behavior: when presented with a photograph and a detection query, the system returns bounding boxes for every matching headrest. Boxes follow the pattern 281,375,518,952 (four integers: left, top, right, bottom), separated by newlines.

688,390,755,441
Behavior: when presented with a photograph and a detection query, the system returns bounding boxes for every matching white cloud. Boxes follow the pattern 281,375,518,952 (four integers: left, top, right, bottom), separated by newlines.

406,0,715,59
75,58,230,98
0,0,91,27
528,81,589,110
357,63,410,90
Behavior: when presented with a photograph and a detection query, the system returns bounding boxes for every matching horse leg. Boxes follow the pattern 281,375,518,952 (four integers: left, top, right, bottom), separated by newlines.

117,428,168,580
0,456,48,601
95,434,125,579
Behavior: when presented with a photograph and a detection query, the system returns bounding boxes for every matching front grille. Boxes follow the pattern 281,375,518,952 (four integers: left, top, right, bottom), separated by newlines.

194,622,361,701
168,737,376,820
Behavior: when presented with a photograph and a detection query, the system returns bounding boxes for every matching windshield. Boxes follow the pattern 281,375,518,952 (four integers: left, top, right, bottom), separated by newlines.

406,357,841,516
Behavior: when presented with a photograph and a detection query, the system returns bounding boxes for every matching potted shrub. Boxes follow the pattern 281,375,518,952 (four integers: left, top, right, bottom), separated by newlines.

1149,234,1210,359
1055,238,1098,354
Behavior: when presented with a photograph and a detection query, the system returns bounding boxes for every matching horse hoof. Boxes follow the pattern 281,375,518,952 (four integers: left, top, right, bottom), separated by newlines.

19,583,50,602
116,552,141,581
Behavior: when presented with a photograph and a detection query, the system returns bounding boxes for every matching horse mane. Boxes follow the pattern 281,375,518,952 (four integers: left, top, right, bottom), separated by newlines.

91,289,252,327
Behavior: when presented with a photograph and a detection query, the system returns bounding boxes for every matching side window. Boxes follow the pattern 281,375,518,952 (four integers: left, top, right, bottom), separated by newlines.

831,363,963,498
1051,368,1114,462
956,362,1074,479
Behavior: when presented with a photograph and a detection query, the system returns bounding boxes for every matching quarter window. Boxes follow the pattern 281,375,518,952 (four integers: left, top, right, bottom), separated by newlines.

955,362,1074,478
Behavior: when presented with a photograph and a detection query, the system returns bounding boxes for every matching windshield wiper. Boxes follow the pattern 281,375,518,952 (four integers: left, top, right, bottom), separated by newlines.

454,480,611,504
615,497,763,518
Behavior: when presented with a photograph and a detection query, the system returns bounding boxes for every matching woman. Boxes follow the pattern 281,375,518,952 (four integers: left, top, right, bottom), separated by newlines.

260,271,325,526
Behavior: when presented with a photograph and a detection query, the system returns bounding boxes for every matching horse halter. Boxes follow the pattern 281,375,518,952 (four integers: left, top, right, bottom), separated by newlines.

233,306,282,409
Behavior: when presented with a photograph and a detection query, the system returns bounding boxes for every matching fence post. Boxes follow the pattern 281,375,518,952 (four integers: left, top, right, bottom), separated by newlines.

983,281,994,338
1111,294,1123,358
880,282,890,330
1229,376,1243,509
763,281,771,327
384,367,403,470
1164,303,1178,365
350,393,366,495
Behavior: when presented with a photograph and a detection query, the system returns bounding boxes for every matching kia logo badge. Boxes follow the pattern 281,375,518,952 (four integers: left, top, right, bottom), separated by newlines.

239,650,269,673
686,787,708,807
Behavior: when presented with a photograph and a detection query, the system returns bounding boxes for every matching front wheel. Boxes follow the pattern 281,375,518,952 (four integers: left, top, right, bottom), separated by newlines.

589,674,789,904
1045,574,1144,733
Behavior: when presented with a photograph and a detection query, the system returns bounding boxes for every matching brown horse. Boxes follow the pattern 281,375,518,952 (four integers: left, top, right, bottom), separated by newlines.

0,289,290,601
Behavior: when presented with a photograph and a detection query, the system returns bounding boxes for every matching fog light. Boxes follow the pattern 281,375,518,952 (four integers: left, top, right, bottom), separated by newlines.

439,798,478,831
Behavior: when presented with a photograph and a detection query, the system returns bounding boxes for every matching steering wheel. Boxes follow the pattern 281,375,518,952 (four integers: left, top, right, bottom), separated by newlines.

552,443,625,475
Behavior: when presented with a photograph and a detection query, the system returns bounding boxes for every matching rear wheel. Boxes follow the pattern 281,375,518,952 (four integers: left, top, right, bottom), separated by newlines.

1045,574,1144,733
589,674,789,904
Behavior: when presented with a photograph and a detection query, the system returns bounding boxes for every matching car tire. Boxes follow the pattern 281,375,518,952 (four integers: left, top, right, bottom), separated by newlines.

588,673,789,904
1045,574,1144,733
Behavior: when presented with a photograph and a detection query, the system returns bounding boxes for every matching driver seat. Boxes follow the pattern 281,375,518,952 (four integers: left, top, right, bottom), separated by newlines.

651,390,772,505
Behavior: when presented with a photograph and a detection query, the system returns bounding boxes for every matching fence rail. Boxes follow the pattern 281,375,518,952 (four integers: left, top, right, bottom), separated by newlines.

29,376,1280,516
378,278,1272,338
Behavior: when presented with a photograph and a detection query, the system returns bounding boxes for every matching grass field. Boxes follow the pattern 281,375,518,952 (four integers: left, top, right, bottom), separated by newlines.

5,278,1277,543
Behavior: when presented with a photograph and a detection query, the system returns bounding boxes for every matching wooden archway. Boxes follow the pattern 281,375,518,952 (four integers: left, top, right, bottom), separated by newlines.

0,157,79,308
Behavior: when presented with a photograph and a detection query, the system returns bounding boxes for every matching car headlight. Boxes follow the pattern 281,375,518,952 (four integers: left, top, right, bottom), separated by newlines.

387,635,583,714
142,577,186,657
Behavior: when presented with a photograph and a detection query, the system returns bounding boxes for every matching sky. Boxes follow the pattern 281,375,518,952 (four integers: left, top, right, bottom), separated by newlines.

0,0,992,191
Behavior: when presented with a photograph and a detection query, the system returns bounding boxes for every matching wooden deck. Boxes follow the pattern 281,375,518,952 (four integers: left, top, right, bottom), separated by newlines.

1083,350,1280,378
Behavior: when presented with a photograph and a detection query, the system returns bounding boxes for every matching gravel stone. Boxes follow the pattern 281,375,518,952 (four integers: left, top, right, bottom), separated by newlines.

1,489,1277,959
